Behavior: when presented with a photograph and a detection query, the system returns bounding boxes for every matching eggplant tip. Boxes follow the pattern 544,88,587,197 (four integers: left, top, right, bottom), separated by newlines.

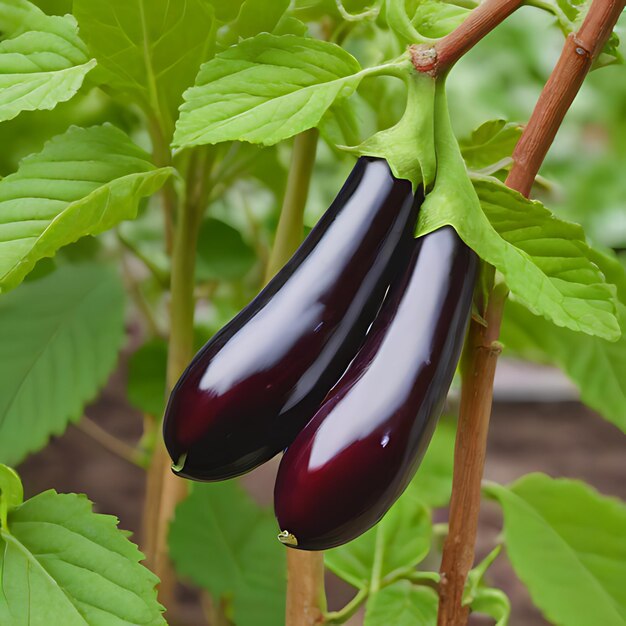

171,452,187,473
277,530,298,547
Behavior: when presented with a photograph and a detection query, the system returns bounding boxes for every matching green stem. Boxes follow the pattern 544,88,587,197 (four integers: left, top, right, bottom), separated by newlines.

167,148,211,385
142,146,213,609
324,588,368,624
264,128,319,284
148,114,177,254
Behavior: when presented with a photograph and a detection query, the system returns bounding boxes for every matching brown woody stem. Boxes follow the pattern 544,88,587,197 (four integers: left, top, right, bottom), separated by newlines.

437,282,507,626
437,0,625,623
411,0,523,76
286,550,327,625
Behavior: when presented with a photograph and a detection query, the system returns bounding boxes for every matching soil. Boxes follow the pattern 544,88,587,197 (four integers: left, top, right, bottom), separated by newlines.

18,355,626,626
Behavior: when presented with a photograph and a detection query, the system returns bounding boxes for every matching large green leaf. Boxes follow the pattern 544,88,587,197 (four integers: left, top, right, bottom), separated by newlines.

501,247,626,432
364,581,438,626
502,299,626,433
485,474,626,626
169,482,286,626
0,0,95,122
0,123,171,292
0,487,164,625
73,0,216,139
325,491,431,591
417,81,619,341
173,34,393,148
0,264,126,465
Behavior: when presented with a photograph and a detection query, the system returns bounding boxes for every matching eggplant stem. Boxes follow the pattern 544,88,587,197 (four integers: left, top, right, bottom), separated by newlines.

171,453,187,473
278,531,299,547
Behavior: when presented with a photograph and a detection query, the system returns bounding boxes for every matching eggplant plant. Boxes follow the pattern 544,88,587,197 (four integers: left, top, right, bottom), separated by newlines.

0,0,624,625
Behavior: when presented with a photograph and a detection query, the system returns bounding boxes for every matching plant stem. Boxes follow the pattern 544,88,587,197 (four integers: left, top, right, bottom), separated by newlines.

148,115,177,254
264,128,319,284
436,1,624,623
75,416,144,467
325,588,368,624
437,282,506,626
120,252,165,339
410,0,523,76
142,147,212,608
263,129,324,625
286,550,327,626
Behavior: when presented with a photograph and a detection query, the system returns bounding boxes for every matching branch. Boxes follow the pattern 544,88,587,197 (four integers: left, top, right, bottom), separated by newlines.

437,1,625,623
75,416,144,467
411,0,523,76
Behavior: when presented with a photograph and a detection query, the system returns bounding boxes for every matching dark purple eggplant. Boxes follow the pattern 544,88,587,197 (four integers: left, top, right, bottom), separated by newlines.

274,227,477,550
163,157,421,481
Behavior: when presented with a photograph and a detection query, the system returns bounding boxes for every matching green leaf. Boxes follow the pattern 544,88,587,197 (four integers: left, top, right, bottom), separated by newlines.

459,119,522,171
207,0,246,23
464,546,501,601
406,418,456,508
274,15,310,37
411,0,472,39
501,299,626,433
127,340,168,418
219,0,291,46
417,81,619,340
73,0,216,139
0,0,95,122
0,465,23,531
364,581,438,626
0,264,126,465
174,34,372,148
471,588,511,626
169,482,286,626
485,474,626,626
351,72,436,188
325,491,431,590
0,489,164,625
197,217,257,282
385,0,424,45
461,547,511,624
0,123,171,292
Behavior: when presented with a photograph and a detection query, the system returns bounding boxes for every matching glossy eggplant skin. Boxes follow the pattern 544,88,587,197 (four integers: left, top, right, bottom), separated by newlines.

274,227,477,550
163,157,421,481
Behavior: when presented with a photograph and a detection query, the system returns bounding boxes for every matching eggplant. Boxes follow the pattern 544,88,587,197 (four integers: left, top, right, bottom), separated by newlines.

274,227,477,550
163,157,421,481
